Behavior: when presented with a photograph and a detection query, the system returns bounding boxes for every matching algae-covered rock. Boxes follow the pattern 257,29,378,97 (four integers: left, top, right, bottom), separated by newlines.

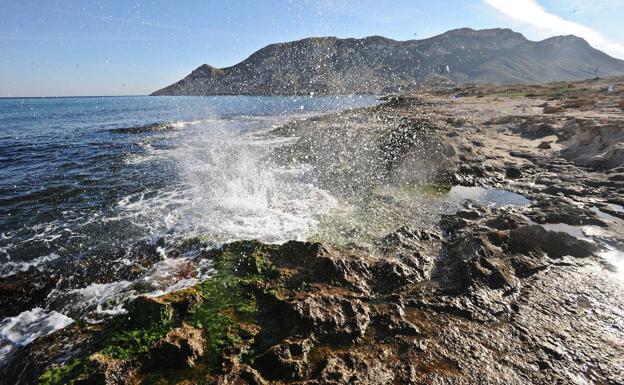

75,353,140,385
148,323,205,369
123,296,174,330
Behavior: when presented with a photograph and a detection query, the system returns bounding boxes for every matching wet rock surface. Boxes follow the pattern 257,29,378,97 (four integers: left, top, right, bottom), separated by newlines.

2,77,624,384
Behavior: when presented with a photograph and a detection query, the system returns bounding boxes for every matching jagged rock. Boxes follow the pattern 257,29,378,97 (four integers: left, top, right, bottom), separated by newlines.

485,213,529,230
294,295,370,344
448,232,516,290
75,353,139,385
309,255,373,294
312,353,395,385
158,287,204,318
148,324,205,369
371,259,419,293
217,363,268,385
373,304,420,337
529,197,607,226
440,215,470,232
0,268,57,318
508,225,597,258
123,296,174,329
537,141,552,149
253,337,313,380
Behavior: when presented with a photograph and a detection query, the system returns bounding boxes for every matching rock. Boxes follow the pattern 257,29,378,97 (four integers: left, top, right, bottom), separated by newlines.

508,252,549,278
543,105,563,114
529,197,607,227
373,304,420,337
217,363,268,385
508,225,597,258
309,254,373,294
294,295,370,344
456,209,482,220
148,324,205,369
371,259,420,293
440,215,470,232
505,166,522,179
469,254,516,290
123,296,174,329
537,141,552,149
447,232,516,291
313,353,395,385
253,338,313,380
608,173,624,181
485,213,529,230
158,287,204,318
76,353,139,385
0,268,57,318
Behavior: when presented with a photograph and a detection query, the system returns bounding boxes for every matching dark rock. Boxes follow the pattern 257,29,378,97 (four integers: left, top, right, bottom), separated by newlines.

457,208,484,220
440,215,469,232
294,295,370,344
608,173,624,181
448,232,516,290
371,259,419,293
529,197,607,227
508,225,597,258
158,287,204,319
309,255,373,294
485,213,529,230
0,268,57,318
218,363,268,385
509,252,549,278
148,324,205,369
537,141,552,149
123,296,174,329
505,166,522,179
253,338,312,380
373,304,421,337
109,122,177,134
75,353,139,385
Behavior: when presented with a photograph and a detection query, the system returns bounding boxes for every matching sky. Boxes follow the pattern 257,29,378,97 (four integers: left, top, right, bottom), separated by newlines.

1,0,623,97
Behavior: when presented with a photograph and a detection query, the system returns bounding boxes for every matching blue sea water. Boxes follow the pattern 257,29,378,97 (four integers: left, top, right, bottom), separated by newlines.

0,95,376,276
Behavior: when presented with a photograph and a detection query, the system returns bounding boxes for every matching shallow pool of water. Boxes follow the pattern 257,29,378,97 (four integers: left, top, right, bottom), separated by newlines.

591,207,623,222
445,186,531,207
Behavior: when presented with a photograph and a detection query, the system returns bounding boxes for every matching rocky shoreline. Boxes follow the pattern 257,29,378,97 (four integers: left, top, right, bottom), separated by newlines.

2,77,624,384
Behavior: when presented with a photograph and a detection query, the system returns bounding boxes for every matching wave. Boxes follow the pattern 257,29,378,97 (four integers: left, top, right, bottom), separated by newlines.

0,308,74,365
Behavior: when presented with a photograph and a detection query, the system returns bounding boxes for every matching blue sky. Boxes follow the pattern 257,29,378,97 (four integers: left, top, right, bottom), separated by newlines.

1,0,623,97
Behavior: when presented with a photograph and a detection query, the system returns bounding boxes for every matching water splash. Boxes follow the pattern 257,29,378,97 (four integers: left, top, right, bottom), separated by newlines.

117,118,337,244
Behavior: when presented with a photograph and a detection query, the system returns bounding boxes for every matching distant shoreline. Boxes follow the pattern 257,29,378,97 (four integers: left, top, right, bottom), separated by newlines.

0,95,145,99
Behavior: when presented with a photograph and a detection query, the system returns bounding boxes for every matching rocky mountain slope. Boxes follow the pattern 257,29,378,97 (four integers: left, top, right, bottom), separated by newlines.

151,28,624,95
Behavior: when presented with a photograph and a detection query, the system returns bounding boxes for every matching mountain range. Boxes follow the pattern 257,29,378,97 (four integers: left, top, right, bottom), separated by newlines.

151,28,624,96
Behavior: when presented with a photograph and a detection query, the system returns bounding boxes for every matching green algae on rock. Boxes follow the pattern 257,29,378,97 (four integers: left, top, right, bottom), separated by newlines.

37,241,290,385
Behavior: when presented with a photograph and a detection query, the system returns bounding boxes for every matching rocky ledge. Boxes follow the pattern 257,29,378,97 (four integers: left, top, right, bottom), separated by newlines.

2,77,624,384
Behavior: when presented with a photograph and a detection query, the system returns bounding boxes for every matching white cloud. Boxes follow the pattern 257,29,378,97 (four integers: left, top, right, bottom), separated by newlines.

483,0,624,59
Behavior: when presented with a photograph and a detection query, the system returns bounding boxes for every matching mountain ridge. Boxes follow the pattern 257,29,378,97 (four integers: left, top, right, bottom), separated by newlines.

151,28,624,96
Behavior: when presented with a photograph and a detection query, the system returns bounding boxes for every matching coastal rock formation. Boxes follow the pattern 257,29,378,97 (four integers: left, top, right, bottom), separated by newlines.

7,204,623,384
151,28,624,96
3,76,624,384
